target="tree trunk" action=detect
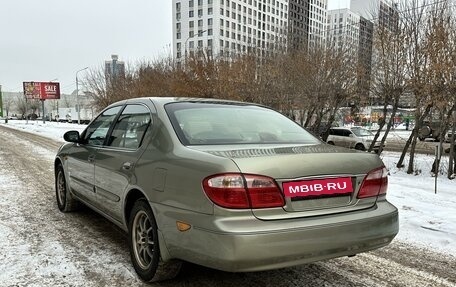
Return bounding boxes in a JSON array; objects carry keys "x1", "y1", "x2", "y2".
[
  {"x1": 448, "y1": 113, "x2": 456, "y2": 179},
  {"x1": 368, "y1": 104, "x2": 388, "y2": 152},
  {"x1": 397, "y1": 104, "x2": 432, "y2": 169},
  {"x1": 378, "y1": 97, "x2": 400, "y2": 155},
  {"x1": 407, "y1": 133, "x2": 419, "y2": 174}
]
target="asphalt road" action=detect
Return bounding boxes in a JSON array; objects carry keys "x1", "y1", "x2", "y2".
[
  {"x1": 0, "y1": 125, "x2": 455, "y2": 287},
  {"x1": 384, "y1": 138, "x2": 451, "y2": 154}
]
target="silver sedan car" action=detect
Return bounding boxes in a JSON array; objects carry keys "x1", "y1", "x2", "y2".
[{"x1": 55, "y1": 97, "x2": 398, "y2": 282}]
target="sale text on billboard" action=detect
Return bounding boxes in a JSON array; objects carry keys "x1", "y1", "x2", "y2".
[{"x1": 23, "y1": 82, "x2": 60, "y2": 100}]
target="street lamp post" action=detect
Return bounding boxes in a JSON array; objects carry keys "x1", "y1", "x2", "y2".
[
  {"x1": 76, "y1": 67, "x2": 89, "y2": 124},
  {"x1": 184, "y1": 29, "x2": 208, "y2": 60}
]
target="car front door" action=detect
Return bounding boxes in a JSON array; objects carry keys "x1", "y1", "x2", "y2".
[
  {"x1": 67, "y1": 106, "x2": 122, "y2": 206},
  {"x1": 94, "y1": 104, "x2": 153, "y2": 222}
]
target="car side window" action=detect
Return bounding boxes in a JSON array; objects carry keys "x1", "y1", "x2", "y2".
[
  {"x1": 107, "y1": 104, "x2": 152, "y2": 149},
  {"x1": 333, "y1": 129, "x2": 343, "y2": 136},
  {"x1": 84, "y1": 106, "x2": 122, "y2": 146}
]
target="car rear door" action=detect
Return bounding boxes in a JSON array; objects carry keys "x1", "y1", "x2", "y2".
[
  {"x1": 341, "y1": 129, "x2": 354, "y2": 148},
  {"x1": 332, "y1": 129, "x2": 347, "y2": 147},
  {"x1": 93, "y1": 104, "x2": 153, "y2": 222}
]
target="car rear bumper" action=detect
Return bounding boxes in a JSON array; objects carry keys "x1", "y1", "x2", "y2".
[{"x1": 156, "y1": 200, "x2": 398, "y2": 272}]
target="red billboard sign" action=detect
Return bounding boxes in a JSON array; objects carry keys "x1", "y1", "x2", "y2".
[{"x1": 23, "y1": 82, "x2": 60, "y2": 100}]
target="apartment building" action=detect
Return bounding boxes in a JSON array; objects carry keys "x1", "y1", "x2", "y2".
[
  {"x1": 288, "y1": 0, "x2": 328, "y2": 51},
  {"x1": 172, "y1": 0, "x2": 290, "y2": 60},
  {"x1": 172, "y1": 0, "x2": 329, "y2": 59}
]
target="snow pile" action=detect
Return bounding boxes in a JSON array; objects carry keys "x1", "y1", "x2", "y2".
[{"x1": 382, "y1": 152, "x2": 456, "y2": 254}]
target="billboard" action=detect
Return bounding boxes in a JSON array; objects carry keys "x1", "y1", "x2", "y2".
[{"x1": 23, "y1": 82, "x2": 60, "y2": 100}]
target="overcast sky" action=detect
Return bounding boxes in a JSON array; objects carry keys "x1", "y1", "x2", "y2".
[{"x1": 0, "y1": 0, "x2": 349, "y2": 95}]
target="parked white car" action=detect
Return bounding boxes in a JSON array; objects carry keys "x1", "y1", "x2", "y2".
[{"x1": 326, "y1": 127, "x2": 385, "y2": 152}]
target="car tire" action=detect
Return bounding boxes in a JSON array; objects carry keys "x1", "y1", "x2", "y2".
[
  {"x1": 128, "y1": 199, "x2": 182, "y2": 282},
  {"x1": 327, "y1": 141, "x2": 335, "y2": 145},
  {"x1": 55, "y1": 164, "x2": 80, "y2": 212},
  {"x1": 355, "y1": 143, "x2": 365, "y2": 151}
]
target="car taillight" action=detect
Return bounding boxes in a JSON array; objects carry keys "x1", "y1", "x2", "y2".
[
  {"x1": 357, "y1": 167, "x2": 388, "y2": 199},
  {"x1": 203, "y1": 173, "x2": 284, "y2": 209}
]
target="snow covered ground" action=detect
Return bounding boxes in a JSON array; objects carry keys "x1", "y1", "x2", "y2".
[{"x1": 1, "y1": 119, "x2": 455, "y2": 256}]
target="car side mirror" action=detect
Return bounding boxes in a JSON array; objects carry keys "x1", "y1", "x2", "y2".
[{"x1": 64, "y1": 130, "x2": 81, "y2": 143}]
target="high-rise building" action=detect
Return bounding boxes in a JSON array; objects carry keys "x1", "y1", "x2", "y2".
[
  {"x1": 288, "y1": 0, "x2": 328, "y2": 51},
  {"x1": 351, "y1": 0, "x2": 399, "y2": 31},
  {"x1": 326, "y1": 8, "x2": 373, "y2": 101},
  {"x1": 172, "y1": 0, "x2": 329, "y2": 60},
  {"x1": 350, "y1": 0, "x2": 400, "y2": 105},
  {"x1": 172, "y1": 0, "x2": 290, "y2": 60},
  {"x1": 326, "y1": 8, "x2": 361, "y2": 52},
  {"x1": 105, "y1": 55, "x2": 125, "y2": 80}
]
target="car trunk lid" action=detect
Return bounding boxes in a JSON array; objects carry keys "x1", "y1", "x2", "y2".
[{"x1": 192, "y1": 144, "x2": 383, "y2": 220}]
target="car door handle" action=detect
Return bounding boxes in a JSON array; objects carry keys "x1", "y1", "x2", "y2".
[
  {"x1": 88, "y1": 155, "x2": 95, "y2": 163},
  {"x1": 122, "y1": 162, "x2": 132, "y2": 170}
]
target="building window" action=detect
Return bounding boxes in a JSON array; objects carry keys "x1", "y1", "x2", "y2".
[
  {"x1": 176, "y1": 12, "x2": 181, "y2": 20},
  {"x1": 198, "y1": 19, "x2": 203, "y2": 27},
  {"x1": 176, "y1": 2, "x2": 181, "y2": 11},
  {"x1": 189, "y1": 21, "x2": 194, "y2": 28},
  {"x1": 198, "y1": 0, "x2": 203, "y2": 5},
  {"x1": 189, "y1": 31, "x2": 194, "y2": 37},
  {"x1": 208, "y1": 18, "x2": 213, "y2": 25},
  {"x1": 208, "y1": 28, "x2": 213, "y2": 35},
  {"x1": 208, "y1": 7, "x2": 213, "y2": 15},
  {"x1": 189, "y1": 0, "x2": 194, "y2": 7},
  {"x1": 189, "y1": 10, "x2": 194, "y2": 17},
  {"x1": 189, "y1": 41, "x2": 194, "y2": 48},
  {"x1": 176, "y1": 32, "x2": 181, "y2": 39},
  {"x1": 198, "y1": 9, "x2": 203, "y2": 17}
]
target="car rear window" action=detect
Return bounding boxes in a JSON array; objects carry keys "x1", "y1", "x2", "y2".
[
  {"x1": 165, "y1": 102, "x2": 320, "y2": 145},
  {"x1": 351, "y1": 127, "x2": 374, "y2": 137}
]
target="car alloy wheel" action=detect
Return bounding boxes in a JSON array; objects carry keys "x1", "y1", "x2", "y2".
[
  {"x1": 55, "y1": 164, "x2": 79, "y2": 212},
  {"x1": 128, "y1": 199, "x2": 182, "y2": 282},
  {"x1": 132, "y1": 210, "x2": 155, "y2": 270},
  {"x1": 56, "y1": 169, "x2": 66, "y2": 210}
]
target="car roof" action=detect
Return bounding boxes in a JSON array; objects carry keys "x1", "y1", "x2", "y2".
[
  {"x1": 330, "y1": 127, "x2": 350, "y2": 130},
  {"x1": 116, "y1": 97, "x2": 266, "y2": 109}
]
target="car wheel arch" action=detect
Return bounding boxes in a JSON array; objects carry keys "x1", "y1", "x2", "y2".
[
  {"x1": 355, "y1": 143, "x2": 366, "y2": 151},
  {"x1": 124, "y1": 189, "x2": 152, "y2": 228},
  {"x1": 54, "y1": 158, "x2": 64, "y2": 175}
]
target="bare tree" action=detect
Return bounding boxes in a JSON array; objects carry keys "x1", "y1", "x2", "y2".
[
  {"x1": 368, "y1": 9, "x2": 407, "y2": 154},
  {"x1": 396, "y1": 0, "x2": 434, "y2": 172}
]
